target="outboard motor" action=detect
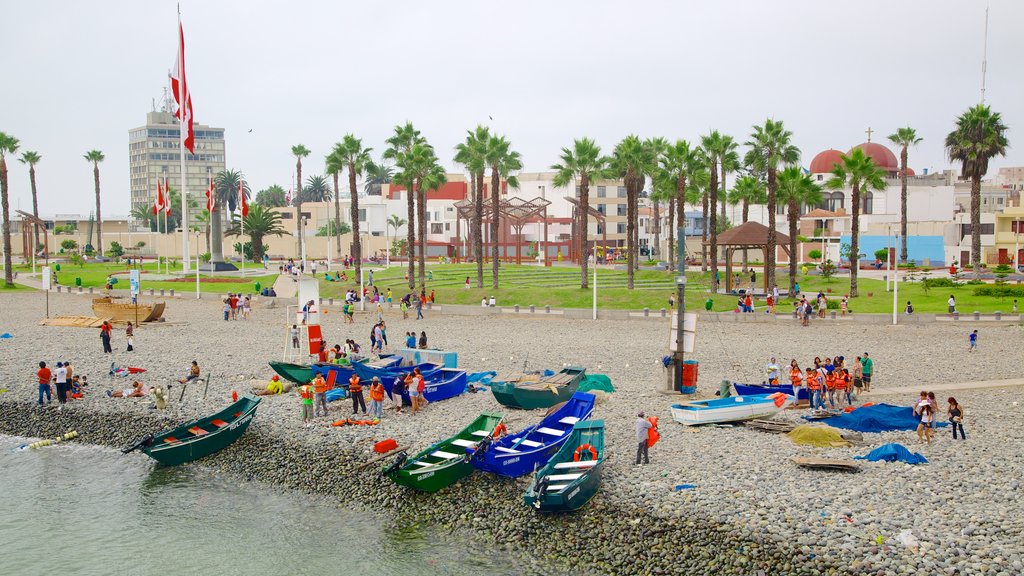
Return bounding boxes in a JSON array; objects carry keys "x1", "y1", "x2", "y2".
[
  {"x1": 382, "y1": 452, "x2": 408, "y2": 476},
  {"x1": 121, "y1": 433, "x2": 154, "y2": 454}
]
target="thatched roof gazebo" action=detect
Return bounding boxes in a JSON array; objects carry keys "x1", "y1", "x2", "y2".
[{"x1": 705, "y1": 221, "x2": 790, "y2": 294}]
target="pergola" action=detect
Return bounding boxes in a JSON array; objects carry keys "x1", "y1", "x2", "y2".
[
  {"x1": 564, "y1": 197, "x2": 607, "y2": 263},
  {"x1": 16, "y1": 210, "x2": 49, "y2": 263},
  {"x1": 453, "y1": 196, "x2": 552, "y2": 264},
  {"x1": 705, "y1": 221, "x2": 790, "y2": 294}
]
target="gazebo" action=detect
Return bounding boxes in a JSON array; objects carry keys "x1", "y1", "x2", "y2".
[{"x1": 705, "y1": 221, "x2": 790, "y2": 294}]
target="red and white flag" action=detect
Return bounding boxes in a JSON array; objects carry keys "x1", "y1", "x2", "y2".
[
  {"x1": 153, "y1": 179, "x2": 165, "y2": 214},
  {"x1": 285, "y1": 188, "x2": 293, "y2": 205},
  {"x1": 163, "y1": 177, "x2": 172, "y2": 215},
  {"x1": 239, "y1": 181, "x2": 249, "y2": 217},
  {"x1": 205, "y1": 180, "x2": 216, "y2": 212},
  {"x1": 170, "y1": 22, "x2": 195, "y2": 154}
]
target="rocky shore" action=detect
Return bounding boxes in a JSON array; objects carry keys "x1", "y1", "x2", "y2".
[{"x1": 2, "y1": 291, "x2": 1023, "y2": 575}]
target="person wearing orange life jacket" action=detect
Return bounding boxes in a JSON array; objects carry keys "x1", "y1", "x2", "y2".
[
  {"x1": 635, "y1": 412, "x2": 652, "y2": 465},
  {"x1": 825, "y1": 370, "x2": 838, "y2": 409},
  {"x1": 806, "y1": 367, "x2": 824, "y2": 411},
  {"x1": 348, "y1": 374, "x2": 367, "y2": 415},
  {"x1": 312, "y1": 373, "x2": 330, "y2": 418},
  {"x1": 298, "y1": 383, "x2": 314, "y2": 426},
  {"x1": 789, "y1": 360, "x2": 803, "y2": 405},
  {"x1": 368, "y1": 377, "x2": 385, "y2": 420},
  {"x1": 837, "y1": 369, "x2": 853, "y2": 406}
]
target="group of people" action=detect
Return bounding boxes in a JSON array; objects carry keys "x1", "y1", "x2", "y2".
[
  {"x1": 222, "y1": 293, "x2": 251, "y2": 321},
  {"x1": 295, "y1": 366, "x2": 429, "y2": 426},
  {"x1": 35, "y1": 360, "x2": 88, "y2": 407},
  {"x1": 795, "y1": 292, "x2": 849, "y2": 326},
  {"x1": 99, "y1": 320, "x2": 136, "y2": 354},
  {"x1": 769, "y1": 352, "x2": 874, "y2": 410},
  {"x1": 914, "y1": 392, "x2": 967, "y2": 444}
]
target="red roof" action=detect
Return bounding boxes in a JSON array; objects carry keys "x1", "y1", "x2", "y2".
[
  {"x1": 849, "y1": 142, "x2": 899, "y2": 172},
  {"x1": 809, "y1": 149, "x2": 844, "y2": 174},
  {"x1": 388, "y1": 181, "x2": 468, "y2": 201}
]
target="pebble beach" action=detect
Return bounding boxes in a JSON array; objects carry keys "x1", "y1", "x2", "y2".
[{"x1": 2, "y1": 290, "x2": 1023, "y2": 575}]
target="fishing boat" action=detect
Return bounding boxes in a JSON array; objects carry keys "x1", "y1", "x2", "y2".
[
  {"x1": 733, "y1": 382, "x2": 808, "y2": 401},
  {"x1": 92, "y1": 297, "x2": 166, "y2": 323},
  {"x1": 670, "y1": 393, "x2": 793, "y2": 426},
  {"x1": 268, "y1": 361, "x2": 313, "y2": 384},
  {"x1": 381, "y1": 368, "x2": 468, "y2": 404},
  {"x1": 310, "y1": 355, "x2": 402, "y2": 385},
  {"x1": 383, "y1": 412, "x2": 503, "y2": 493},
  {"x1": 523, "y1": 419, "x2": 605, "y2": 512},
  {"x1": 121, "y1": 396, "x2": 261, "y2": 466},
  {"x1": 352, "y1": 360, "x2": 444, "y2": 382},
  {"x1": 469, "y1": 392, "x2": 595, "y2": 478},
  {"x1": 490, "y1": 366, "x2": 585, "y2": 410}
]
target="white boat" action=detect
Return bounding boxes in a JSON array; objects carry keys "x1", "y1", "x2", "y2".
[{"x1": 670, "y1": 393, "x2": 793, "y2": 426}]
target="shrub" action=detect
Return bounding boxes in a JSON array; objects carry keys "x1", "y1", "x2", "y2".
[
  {"x1": 808, "y1": 249, "x2": 822, "y2": 260},
  {"x1": 973, "y1": 285, "x2": 1024, "y2": 297},
  {"x1": 826, "y1": 299, "x2": 840, "y2": 310},
  {"x1": 874, "y1": 249, "x2": 889, "y2": 262},
  {"x1": 200, "y1": 252, "x2": 212, "y2": 263},
  {"x1": 819, "y1": 259, "x2": 836, "y2": 282},
  {"x1": 106, "y1": 241, "x2": 124, "y2": 258},
  {"x1": 923, "y1": 277, "x2": 958, "y2": 288},
  {"x1": 135, "y1": 241, "x2": 146, "y2": 248},
  {"x1": 60, "y1": 239, "x2": 78, "y2": 251},
  {"x1": 965, "y1": 279, "x2": 985, "y2": 285}
]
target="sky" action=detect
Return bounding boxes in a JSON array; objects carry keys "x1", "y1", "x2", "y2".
[{"x1": 2, "y1": 0, "x2": 1022, "y2": 217}]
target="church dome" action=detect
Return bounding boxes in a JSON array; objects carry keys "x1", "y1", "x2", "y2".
[
  {"x1": 809, "y1": 149, "x2": 844, "y2": 174},
  {"x1": 849, "y1": 142, "x2": 899, "y2": 173}
]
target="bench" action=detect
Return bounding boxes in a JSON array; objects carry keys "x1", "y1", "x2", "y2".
[
  {"x1": 450, "y1": 438, "x2": 477, "y2": 448},
  {"x1": 554, "y1": 460, "x2": 598, "y2": 469},
  {"x1": 430, "y1": 450, "x2": 460, "y2": 459},
  {"x1": 558, "y1": 416, "x2": 580, "y2": 426},
  {"x1": 411, "y1": 460, "x2": 434, "y2": 467},
  {"x1": 516, "y1": 439, "x2": 543, "y2": 448},
  {"x1": 494, "y1": 446, "x2": 521, "y2": 454},
  {"x1": 188, "y1": 426, "x2": 208, "y2": 436},
  {"x1": 470, "y1": 430, "x2": 491, "y2": 437},
  {"x1": 545, "y1": 484, "x2": 570, "y2": 492},
  {"x1": 535, "y1": 427, "x2": 564, "y2": 437},
  {"x1": 546, "y1": 473, "x2": 582, "y2": 482},
  {"x1": 211, "y1": 419, "x2": 228, "y2": 428}
]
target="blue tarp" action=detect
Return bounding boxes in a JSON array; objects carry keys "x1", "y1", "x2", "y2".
[
  {"x1": 467, "y1": 371, "x2": 497, "y2": 384},
  {"x1": 855, "y1": 443, "x2": 928, "y2": 465},
  {"x1": 325, "y1": 388, "x2": 347, "y2": 402},
  {"x1": 811, "y1": 403, "x2": 948, "y2": 433}
]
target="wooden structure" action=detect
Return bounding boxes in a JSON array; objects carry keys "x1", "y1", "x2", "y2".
[
  {"x1": 564, "y1": 197, "x2": 607, "y2": 263},
  {"x1": 705, "y1": 222, "x2": 790, "y2": 294},
  {"x1": 16, "y1": 210, "x2": 49, "y2": 262},
  {"x1": 791, "y1": 457, "x2": 860, "y2": 472},
  {"x1": 91, "y1": 297, "x2": 166, "y2": 323}
]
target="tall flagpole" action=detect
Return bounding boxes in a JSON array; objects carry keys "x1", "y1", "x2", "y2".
[
  {"x1": 178, "y1": 9, "x2": 190, "y2": 272},
  {"x1": 240, "y1": 182, "x2": 245, "y2": 279}
]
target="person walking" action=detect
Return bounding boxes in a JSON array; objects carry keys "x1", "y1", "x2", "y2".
[
  {"x1": 298, "y1": 382, "x2": 314, "y2": 426},
  {"x1": 789, "y1": 360, "x2": 803, "y2": 404},
  {"x1": 368, "y1": 377, "x2": 385, "y2": 420},
  {"x1": 418, "y1": 331, "x2": 427, "y2": 349},
  {"x1": 125, "y1": 322, "x2": 134, "y2": 352},
  {"x1": 348, "y1": 374, "x2": 367, "y2": 415},
  {"x1": 312, "y1": 373, "x2": 330, "y2": 418},
  {"x1": 635, "y1": 412, "x2": 652, "y2": 465},
  {"x1": 916, "y1": 402, "x2": 935, "y2": 444},
  {"x1": 968, "y1": 330, "x2": 978, "y2": 352},
  {"x1": 947, "y1": 397, "x2": 966, "y2": 440},
  {"x1": 36, "y1": 361, "x2": 52, "y2": 405},
  {"x1": 947, "y1": 294, "x2": 957, "y2": 314},
  {"x1": 99, "y1": 321, "x2": 113, "y2": 354},
  {"x1": 415, "y1": 294, "x2": 424, "y2": 320}
]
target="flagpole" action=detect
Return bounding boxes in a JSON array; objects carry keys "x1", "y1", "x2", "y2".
[
  {"x1": 177, "y1": 12, "x2": 190, "y2": 273},
  {"x1": 240, "y1": 183, "x2": 246, "y2": 280}
]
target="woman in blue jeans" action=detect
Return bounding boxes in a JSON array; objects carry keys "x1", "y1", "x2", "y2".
[{"x1": 947, "y1": 397, "x2": 966, "y2": 440}]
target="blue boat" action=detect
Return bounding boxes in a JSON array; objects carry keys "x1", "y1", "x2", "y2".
[
  {"x1": 311, "y1": 356, "x2": 402, "y2": 387},
  {"x1": 468, "y1": 392, "x2": 596, "y2": 478},
  {"x1": 733, "y1": 382, "x2": 808, "y2": 401},
  {"x1": 352, "y1": 360, "x2": 444, "y2": 382},
  {"x1": 380, "y1": 368, "x2": 468, "y2": 404}
]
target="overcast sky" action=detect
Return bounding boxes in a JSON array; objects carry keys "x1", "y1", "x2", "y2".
[{"x1": 2, "y1": 0, "x2": 1021, "y2": 217}]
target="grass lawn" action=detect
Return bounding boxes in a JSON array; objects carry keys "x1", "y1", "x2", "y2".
[
  {"x1": 1, "y1": 282, "x2": 36, "y2": 292},
  {"x1": 10, "y1": 262, "x2": 277, "y2": 296}
]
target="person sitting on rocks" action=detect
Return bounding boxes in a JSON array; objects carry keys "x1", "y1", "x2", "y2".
[
  {"x1": 254, "y1": 375, "x2": 285, "y2": 396},
  {"x1": 178, "y1": 361, "x2": 200, "y2": 384},
  {"x1": 107, "y1": 381, "x2": 149, "y2": 398}
]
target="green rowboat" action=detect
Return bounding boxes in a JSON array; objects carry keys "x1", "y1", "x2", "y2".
[
  {"x1": 122, "y1": 396, "x2": 261, "y2": 466},
  {"x1": 384, "y1": 412, "x2": 503, "y2": 493},
  {"x1": 268, "y1": 361, "x2": 313, "y2": 384},
  {"x1": 491, "y1": 366, "x2": 586, "y2": 410},
  {"x1": 523, "y1": 419, "x2": 605, "y2": 512}
]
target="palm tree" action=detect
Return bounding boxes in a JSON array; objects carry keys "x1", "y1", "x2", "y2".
[
  {"x1": 945, "y1": 105, "x2": 1009, "y2": 275},
  {"x1": 552, "y1": 138, "x2": 605, "y2": 288},
  {"x1": 454, "y1": 126, "x2": 490, "y2": 288},
  {"x1": 660, "y1": 140, "x2": 708, "y2": 271},
  {"x1": 291, "y1": 144, "x2": 311, "y2": 262},
  {"x1": 254, "y1": 184, "x2": 287, "y2": 207},
  {"x1": 728, "y1": 175, "x2": 767, "y2": 270},
  {"x1": 650, "y1": 173, "x2": 677, "y2": 266},
  {"x1": 744, "y1": 120, "x2": 800, "y2": 294},
  {"x1": 384, "y1": 123, "x2": 424, "y2": 289},
  {"x1": 18, "y1": 151, "x2": 41, "y2": 251},
  {"x1": 718, "y1": 135, "x2": 739, "y2": 222},
  {"x1": 0, "y1": 132, "x2": 20, "y2": 287},
  {"x1": 606, "y1": 136, "x2": 654, "y2": 289},
  {"x1": 888, "y1": 126, "x2": 922, "y2": 262},
  {"x1": 363, "y1": 159, "x2": 393, "y2": 196},
  {"x1": 386, "y1": 214, "x2": 407, "y2": 260},
  {"x1": 777, "y1": 167, "x2": 823, "y2": 294},
  {"x1": 194, "y1": 210, "x2": 212, "y2": 254},
  {"x1": 224, "y1": 204, "x2": 289, "y2": 263},
  {"x1": 827, "y1": 149, "x2": 887, "y2": 296},
  {"x1": 645, "y1": 137, "x2": 668, "y2": 264},
  {"x1": 210, "y1": 169, "x2": 250, "y2": 263},
  {"x1": 325, "y1": 148, "x2": 345, "y2": 258},
  {"x1": 331, "y1": 135, "x2": 372, "y2": 281},
  {"x1": 701, "y1": 131, "x2": 726, "y2": 289},
  {"x1": 419, "y1": 160, "x2": 448, "y2": 285},
  {"x1": 485, "y1": 135, "x2": 522, "y2": 289},
  {"x1": 83, "y1": 150, "x2": 105, "y2": 254},
  {"x1": 301, "y1": 175, "x2": 332, "y2": 204}
]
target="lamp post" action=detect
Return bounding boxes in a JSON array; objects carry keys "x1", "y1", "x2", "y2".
[
  {"x1": 892, "y1": 233, "x2": 899, "y2": 326},
  {"x1": 886, "y1": 226, "x2": 891, "y2": 292},
  {"x1": 300, "y1": 216, "x2": 308, "y2": 274},
  {"x1": 194, "y1": 229, "x2": 201, "y2": 299}
]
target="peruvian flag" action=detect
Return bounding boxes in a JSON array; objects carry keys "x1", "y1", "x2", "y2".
[
  {"x1": 239, "y1": 180, "x2": 249, "y2": 217},
  {"x1": 163, "y1": 177, "x2": 172, "y2": 215},
  {"x1": 285, "y1": 188, "x2": 293, "y2": 206},
  {"x1": 205, "y1": 180, "x2": 216, "y2": 212},
  {"x1": 170, "y1": 22, "x2": 195, "y2": 154},
  {"x1": 153, "y1": 179, "x2": 165, "y2": 215}
]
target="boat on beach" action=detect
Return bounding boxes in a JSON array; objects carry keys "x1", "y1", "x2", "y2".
[
  {"x1": 122, "y1": 396, "x2": 261, "y2": 466},
  {"x1": 469, "y1": 392, "x2": 596, "y2": 478},
  {"x1": 523, "y1": 419, "x2": 605, "y2": 512},
  {"x1": 92, "y1": 297, "x2": 166, "y2": 323},
  {"x1": 381, "y1": 368, "x2": 468, "y2": 404},
  {"x1": 490, "y1": 366, "x2": 586, "y2": 410},
  {"x1": 383, "y1": 412, "x2": 503, "y2": 493},
  {"x1": 351, "y1": 360, "x2": 445, "y2": 382},
  {"x1": 733, "y1": 382, "x2": 808, "y2": 401},
  {"x1": 670, "y1": 393, "x2": 793, "y2": 426},
  {"x1": 268, "y1": 361, "x2": 314, "y2": 384}
]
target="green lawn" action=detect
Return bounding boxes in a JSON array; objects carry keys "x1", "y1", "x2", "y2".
[{"x1": 10, "y1": 261, "x2": 277, "y2": 296}]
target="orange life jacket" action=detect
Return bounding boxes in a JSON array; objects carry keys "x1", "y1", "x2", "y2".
[
  {"x1": 790, "y1": 368, "x2": 802, "y2": 386},
  {"x1": 646, "y1": 416, "x2": 660, "y2": 448},
  {"x1": 807, "y1": 374, "x2": 821, "y2": 390},
  {"x1": 348, "y1": 375, "x2": 362, "y2": 393},
  {"x1": 312, "y1": 376, "x2": 329, "y2": 394},
  {"x1": 299, "y1": 384, "x2": 312, "y2": 400},
  {"x1": 369, "y1": 383, "x2": 384, "y2": 402}
]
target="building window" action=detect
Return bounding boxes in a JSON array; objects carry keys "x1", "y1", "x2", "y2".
[
  {"x1": 597, "y1": 186, "x2": 606, "y2": 198},
  {"x1": 861, "y1": 192, "x2": 873, "y2": 215},
  {"x1": 358, "y1": 209, "x2": 366, "y2": 222},
  {"x1": 617, "y1": 205, "x2": 627, "y2": 216},
  {"x1": 596, "y1": 224, "x2": 604, "y2": 235},
  {"x1": 617, "y1": 186, "x2": 626, "y2": 198},
  {"x1": 575, "y1": 186, "x2": 581, "y2": 198},
  {"x1": 430, "y1": 223, "x2": 443, "y2": 234},
  {"x1": 777, "y1": 203, "x2": 786, "y2": 215},
  {"x1": 617, "y1": 223, "x2": 626, "y2": 234},
  {"x1": 597, "y1": 205, "x2": 606, "y2": 215},
  {"x1": 444, "y1": 223, "x2": 450, "y2": 231},
  {"x1": 280, "y1": 212, "x2": 293, "y2": 219}
]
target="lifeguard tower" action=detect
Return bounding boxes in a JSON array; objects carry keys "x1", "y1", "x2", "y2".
[{"x1": 283, "y1": 276, "x2": 323, "y2": 362}]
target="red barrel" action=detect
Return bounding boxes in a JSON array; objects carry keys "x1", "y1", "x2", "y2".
[{"x1": 681, "y1": 360, "x2": 699, "y2": 393}]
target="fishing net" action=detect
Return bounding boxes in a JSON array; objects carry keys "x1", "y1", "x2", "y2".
[
  {"x1": 787, "y1": 424, "x2": 850, "y2": 447},
  {"x1": 578, "y1": 374, "x2": 615, "y2": 393}
]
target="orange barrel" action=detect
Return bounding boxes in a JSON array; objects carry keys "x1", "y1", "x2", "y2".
[{"x1": 680, "y1": 360, "x2": 699, "y2": 394}]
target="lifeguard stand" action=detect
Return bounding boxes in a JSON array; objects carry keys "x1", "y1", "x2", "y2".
[{"x1": 283, "y1": 277, "x2": 322, "y2": 362}]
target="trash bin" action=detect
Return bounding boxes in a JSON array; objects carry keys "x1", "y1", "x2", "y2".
[
  {"x1": 680, "y1": 360, "x2": 699, "y2": 394},
  {"x1": 704, "y1": 298, "x2": 713, "y2": 311}
]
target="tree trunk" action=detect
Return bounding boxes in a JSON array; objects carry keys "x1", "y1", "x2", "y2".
[
  {"x1": 742, "y1": 200, "x2": 750, "y2": 270},
  {"x1": 766, "y1": 168, "x2": 778, "y2": 295},
  {"x1": 295, "y1": 159, "x2": 303, "y2": 264},
  {"x1": 211, "y1": 200, "x2": 224, "y2": 263},
  {"x1": 580, "y1": 174, "x2": 590, "y2": 288},
  {"x1": 850, "y1": 182, "x2": 861, "y2": 297},
  {"x1": 251, "y1": 233, "x2": 264, "y2": 262},
  {"x1": 349, "y1": 163, "x2": 361, "y2": 283},
  {"x1": 900, "y1": 146, "x2": 908, "y2": 263},
  {"x1": 29, "y1": 165, "x2": 39, "y2": 251},
  {"x1": 668, "y1": 196, "x2": 676, "y2": 270},
  {"x1": 720, "y1": 163, "x2": 728, "y2": 222},
  {"x1": 788, "y1": 199, "x2": 799, "y2": 296},
  {"x1": 652, "y1": 199, "x2": 660, "y2": 262},
  {"x1": 676, "y1": 174, "x2": 687, "y2": 268},
  {"x1": 700, "y1": 190, "x2": 708, "y2": 272},
  {"x1": 626, "y1": 170, "x2": 636, "y2": 289},
  {"x1": 1, "y1": 158, "x2": 12, "y2": 287},
  {"x1": 709, "y1": 160, "x2": 719, "y2": 291},
  {"x1": 971, "y1": 175, "x2": 981, "y2": 278},
  {"x1": 333, "y1": 171, "x2": 342, "y2": 260},
  {"x1": 417, "y1": 178, "x2": 427, "y2": 288},
  {"x1": 406, "y1": 179, "x2": 416, "y2": 290},
  {"x1": 93, "y1": 164, "x2": 103, "y2": 254},
  {"x1": 475, "y1": 172, "x2": 484, "y2": 288},
  {"x1": 490, "y1": 167, "x2": 500, "y2": 289}
]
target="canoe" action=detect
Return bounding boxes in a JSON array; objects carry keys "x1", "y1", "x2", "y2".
[
  {"x1": 92, "y1": 297, "x2": 166, "y2": 323},
  {"x1": 523, "y1": 419, "x2": 605, "y2": 512},
  {"x1": 122, "y1": 396, "x2": 261, "y2": 466},
  {"x1": 734, "y1": 382, "x2": 808, "y2": 401},
  {"x1": 310, "y1": 355, "x2": 402, "y2": 387},
  {"x1": 383, "y1": 412, "x2": 503, "y2": 493},
  {"x1": 491, "y1": 366, "x2": 585, "y2": 410},
  {"x1": 469, "y1": 392, "x2": 596, "y2": 478},
  {"x1": 670, "y1": 393, "x2": 793, "y2": 426},
  {"x1": 269, "y1": 361, "x2": 313, "y2": 384},
  {"x1": 380, "y1": 368, "x2": 468, "y2": 405},
  {"x1": 352, "y1": 360, "x2": 444, "y2": 382}
]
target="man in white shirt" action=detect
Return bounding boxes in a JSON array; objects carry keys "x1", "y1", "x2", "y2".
[
  {"x1": 947, "y1": 295, "x2": 956, "y2": 314},
  {"x1": 54, "y1": 361, "x2": 69, "y2": 406}
]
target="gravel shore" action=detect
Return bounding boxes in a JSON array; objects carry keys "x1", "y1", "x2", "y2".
[{"x1": 2, "y1": 291, "x2": 1023, "y2": 575}]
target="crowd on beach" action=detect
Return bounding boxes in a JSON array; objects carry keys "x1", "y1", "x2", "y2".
[
  {"x1": 34, "y1": 360, "x2": 88, "y2": 408},
  {"x1": 765, "y1": 353, "x2": 875, "y2": 410},
  {"x1": 221, "y1": 293, "x2": 251, "y2": 321}
]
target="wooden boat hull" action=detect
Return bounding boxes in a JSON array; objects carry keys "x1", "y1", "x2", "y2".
[
  {"x1": 92, "y1": 298, "x2": 165, "y2": 323},
  {"x1": 524, "y1": 419, "x2": 605, "y2": 513},
  {"x1": 471, "y1": 391, "x2": 596, "y2": 478},
  {"x1": 670, "y1": 394, "x2": 793, "y2": 426},
  {"x1": 490, "y1": 367, "x2": 585, "y2": 410},
  {"x1": 381, "y1": 369, "x2": 468, "y2": 405},
  {"x1": 734, "y1": 382, "x2": 808, "y2": 401},
  {"x1": 386, "y1": 412, "x2": 502, "y2": 493},
  {"x1": 269, "y1": 361, "x2": 313, "y2": 384},
  {"x1": 140, "y1": 396, "x2": 261, "y2": 466}
]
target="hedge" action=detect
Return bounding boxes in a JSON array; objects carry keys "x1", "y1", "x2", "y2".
[{"x1": 972, "y1": 285, "x2": 1024, "y2": 297}]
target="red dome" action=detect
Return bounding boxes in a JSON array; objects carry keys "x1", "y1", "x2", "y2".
[
  {"x1": 849, "y1": 142, "x2": 899, "y2": 172},
  {"x1": 809, "y1": 149, "x2": 844, "y2": 174},
  {"x1": 903, "y1": 167, "x2": 915, "y2": 176}
]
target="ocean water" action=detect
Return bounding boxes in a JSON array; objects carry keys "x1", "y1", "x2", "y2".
[{"x1": 0, "y1": 435, "x2": 520, "y2": 576}]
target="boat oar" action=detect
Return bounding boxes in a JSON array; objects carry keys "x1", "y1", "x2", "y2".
[{"x1": 353, "y1": 446, "x2": 409, "y2": 472}]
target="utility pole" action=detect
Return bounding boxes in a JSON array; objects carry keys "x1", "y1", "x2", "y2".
[{"x1": 673, "y1": 227, "x2": 687, "y2": 391}]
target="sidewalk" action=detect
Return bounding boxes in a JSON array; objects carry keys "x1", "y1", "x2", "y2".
[{"x1": 867, "y1": 377, "x2": 1024, "y2": 397}]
